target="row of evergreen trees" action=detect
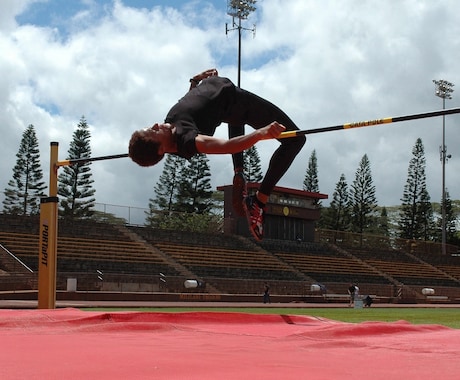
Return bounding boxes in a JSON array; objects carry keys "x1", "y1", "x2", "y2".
[
  {"x1": 3, "y1": 118, "x2": 95, "y2": 219},
  {"x1": 2, "y1": 120, "x2": 458, "y2": 244},
  {"x1": 144, "y1": 146, "x2": 263, "y2": 230},
  {"x1": 304, "y1": 142, "x2": 458, "y2": 244}
]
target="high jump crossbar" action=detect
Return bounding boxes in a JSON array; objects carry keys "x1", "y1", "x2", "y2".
[
  {"x1": 56, "y1": 153, "x2": 129, "y2": 167},
  {"x1": 278, "y1": 107, "x2": 460, "y2": 139}
]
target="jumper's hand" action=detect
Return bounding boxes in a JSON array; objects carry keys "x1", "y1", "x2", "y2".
[
  {"x1": 259, "y1": 122, "x2": 287, "y2": 140},
  {"x1": 189, "y1": 68, "x2": 218, "y2": 90},
  {"x1": 192, "y1": 68, "x2": 218, "y2": 82}
]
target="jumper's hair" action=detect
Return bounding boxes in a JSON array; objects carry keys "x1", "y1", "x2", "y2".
[{"x1": 128, "y1": 130, "x2": 164, "y2": 167}]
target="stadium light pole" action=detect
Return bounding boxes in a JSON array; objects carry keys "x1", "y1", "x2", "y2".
[
  {"x1": 225, "y1": 0, "x2": 256, "y2": 195},
  {"x1": 432, "y1": 79, "x2": 454, "y2": 255},
  {"x1": 225, "y1": 0, "x2": 256, "y2": 87}
]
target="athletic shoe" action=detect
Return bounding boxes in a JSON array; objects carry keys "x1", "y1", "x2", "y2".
[
  {"x1": 243, "y1": 195, "x2": 265, "y2": 241},
  {"x1": 232, "y1": 171, "x2": 247, "y2": 217}
]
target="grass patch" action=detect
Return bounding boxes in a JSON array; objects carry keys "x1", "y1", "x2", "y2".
[{"x1": 81, "y1": 307, "x2": 460, "y2": 329}]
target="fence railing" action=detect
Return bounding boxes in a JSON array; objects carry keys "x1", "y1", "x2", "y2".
[
  {"x1": 94, "y1": 203, "x2": 148, "y2": 225},
  {"x1": 315, "y1": 229, "x2": 459, "y2": 255},
  {"x1": 0, "y1": 243, "x2": 34, "y2": 272}
]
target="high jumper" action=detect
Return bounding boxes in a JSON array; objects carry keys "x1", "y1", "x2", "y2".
[{"x1": 129, "y1": 68, "x2": 306, "y2": 241}]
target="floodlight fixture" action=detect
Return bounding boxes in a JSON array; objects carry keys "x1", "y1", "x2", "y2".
[
  {"x1": 433, "y1": 79, "x2": 454, "y2": 100},
  {"x1": 227, "y1": 0, "x2": 257, "y2": 20},
  {"x1": 225, "y1": 0, "x2": 256, "y2": 87}
]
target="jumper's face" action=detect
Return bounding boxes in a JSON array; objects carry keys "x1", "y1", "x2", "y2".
[{"x1": 141, "y1": 123, "x2": 173, "y2": 151}]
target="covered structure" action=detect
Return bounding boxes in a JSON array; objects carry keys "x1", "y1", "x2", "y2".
[{"x1": 217, "y1": 183, "x2": 328, "y2": 241}]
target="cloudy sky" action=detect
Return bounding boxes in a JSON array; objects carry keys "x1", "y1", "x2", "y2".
[{"x1": 1, "y1": 0, "x2": 459, "y2": 221}]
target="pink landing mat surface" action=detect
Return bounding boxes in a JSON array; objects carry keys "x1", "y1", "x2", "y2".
[{"x1": 0, "y1": 308, "x2": 459, "y2": 379}]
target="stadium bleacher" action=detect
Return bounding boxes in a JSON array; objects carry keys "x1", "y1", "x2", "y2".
[{"x1": 1, "y1": 214, "x2": 459, "y2": 301}]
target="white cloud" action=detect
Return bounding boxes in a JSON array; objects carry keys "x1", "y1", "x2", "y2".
[{"x1": 0, "y1": 0, "x2": 31, "y2": 31}]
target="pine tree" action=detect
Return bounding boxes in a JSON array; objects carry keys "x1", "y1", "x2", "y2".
[
  {"x1": 349, "y1": 154, "x2": 377, "y2": 233},
  {"x1": 377, "y1": 207, "x2": 390, "y2": 236},
  {"x1": 436, "y1": 189, "x2": 458, "y2": 244},
  {"x1": 176, "y1": 154, "x2": 213, "y2": 214},
  {"x1": 3, "y1": 124, "x2": 46, "y2": 215},
  {"x1": 303, "y1": 150, "x2": 319, "y2": 192},
  {"x1": 243, "y1": 146, "x2": 263, "y2": 183},
  {"x1": 323, "y1": 173, "x2": 350, "y2": 231},
  {"x1": 147, "y1": 153, "x2": 214, "y2": 226},
  {"x1": 146, "y1": 154, "x2": 186, "y2": 226},
  {"x1": 149, "y1": 154, "x2": 186, "y2": 212},
  {"x1": 399, "y1": 138, "x2": 432, "y2": 240},
  {"x1": 418, "y1": 188, "x2": 435, "y2": 241},
  {"x1": 58, "y1": 116, "x2": 95, "y2": 219},
  {"x1": 303, "y1": 150, "x2": 321, "y2": 206}
]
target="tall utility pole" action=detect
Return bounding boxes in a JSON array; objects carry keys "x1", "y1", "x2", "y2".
[
  {"x1": 226, "y1": 0, "x2": 256, "y2": 87},
  {"x1": 225, "y1": 0, "x2": 257, "y2": 191},
  {"x1": 432, "y1": 79, "x2": 454, "y2": 255}
]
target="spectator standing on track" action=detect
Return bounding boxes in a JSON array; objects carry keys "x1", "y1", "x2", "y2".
[
  {"x1": 348, "y1": 283, "x2": 357, "y2": 307},
  {"x1": 263, "y1": 283, "x2": 271, "y2": 304}
]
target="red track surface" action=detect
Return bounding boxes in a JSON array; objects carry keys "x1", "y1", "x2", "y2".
[{"x1": 1, "y1": 308, "x2": 459, "y2": 379}]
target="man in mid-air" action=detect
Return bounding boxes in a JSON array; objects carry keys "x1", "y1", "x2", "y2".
[{"x1": 129, "y1": 69, "x2": 305, "y2": 240}]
